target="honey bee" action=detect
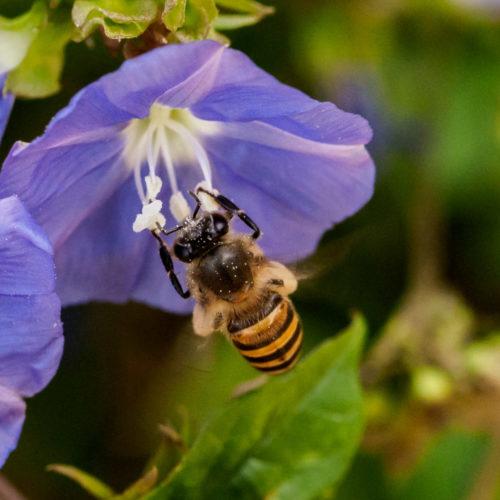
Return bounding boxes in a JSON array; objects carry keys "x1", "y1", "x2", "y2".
[{"x1": 151, "y1": 187, "x2": 302, "y2": 375}]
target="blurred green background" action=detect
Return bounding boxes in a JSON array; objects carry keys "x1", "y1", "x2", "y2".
[{"x1": 1, "y1": 0, "x2": 500, "y2": 498}]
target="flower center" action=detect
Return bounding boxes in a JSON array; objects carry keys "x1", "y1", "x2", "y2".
[{"x1": 123, "y1": 104, "x2": 219, "y2": 233}]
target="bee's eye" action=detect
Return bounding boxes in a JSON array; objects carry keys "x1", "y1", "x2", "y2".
[
  {"x1": 174, "y1": 243, "x2": 193, "y2": 262},
  {"x1": 212, "y1": 213, "x2": 228, "y2": 236}
]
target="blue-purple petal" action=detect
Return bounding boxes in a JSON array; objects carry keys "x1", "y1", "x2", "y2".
[
  {"x1": 0, "y1": 134, "x2": 127, "y2": 248},
  {"x1": 0, "y1": 293, "x2": 63, "y2": 398},
  {"x1": 161, "y1": 43, "x2": 318, "y2": 120},
  {"x1": 259, "y1": 102, "x2": 373, "y2": 146},
  {"x1": 0, "y1": 74, "x2": 15, "y2": 144},
  {"x1": 6, "y1": 40, "x2": 316, "y2": 147},
  {"x1": 0, "y1": 196, "x2": 55, "y2": 295},
  {"x1": 0, "y1": 386, "x2": 25, "y2": 469},
  {"x1": 0, "y1": 196, "x2": 63, "y2": 398}
]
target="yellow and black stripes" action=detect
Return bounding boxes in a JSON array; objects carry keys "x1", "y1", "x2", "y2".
[{"x1": 229, "y1": 293, "x2": 302, "y2": 375}]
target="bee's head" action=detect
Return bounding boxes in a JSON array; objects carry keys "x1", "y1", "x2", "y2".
[{"x1": 173, "y1": 212, "x2": 229, "y2": 262}]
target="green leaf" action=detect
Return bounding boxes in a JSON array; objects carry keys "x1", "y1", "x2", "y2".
[
  {"x1": 115, "y1": 468, "x2": 158, "y2": 500},
  {"x1": 48, "y1": 464, "x2": 159, "y2": 500},
  {"x1": 213, "y1": 0, "x2": 273, "y2": 30},
  {"x1": 166, "y1": 0, "x2": 218, "y2": 41},
  {"x1": 395, "y1": 430, "x2": 490, "y2": 500},
  {"x1": 162, "y1": 0, "x2": 187, "y2": 32},
  {"x1": 215, "y1": 0, "x2": 273, "y2": 16},
  {"x1": 214, "y1": 13, "x2": 268, "y2": 30},
  {"x1": 0, "y1": 1, "x2": 46, "y2": 74},
  {"x1": 72, "y1": 0, "x2": 162, "y2": 39},
  {"x1": 5, "y1": 19, "x2": 76, "y2": 98},
  {"x1": 47, "y1": 464, "x2": 115, "y2": 499},
  {"x1": 144, "y1": 315, "x2": 366, "y2": 500},
  {"x1": 334, "y1": 452, "x2": 392, "y2": 500},
  {"x1": 495, "y1": 473, "x2": 500, "y2": 500}
]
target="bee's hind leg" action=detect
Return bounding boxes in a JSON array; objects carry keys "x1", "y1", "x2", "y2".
[{"x1": 196, "y1": 187, "x2": 261, "y2": 239}]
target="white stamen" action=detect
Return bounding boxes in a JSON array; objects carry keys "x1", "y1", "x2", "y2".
[
  {"x1": 133, "y1": 200, "x2": 166, "y2": 233},
  {"x1": 131, "y1": 127, "x2": 152, "y2": 204},
  {"x1": 146, "y1": 123, "x2": 160, "y2": 179},
  {"x1": 164, "y1": 118, "x2": 213, "y2": 189},
  {"x1": 158, "y1": 125, "x2": 179, "y2": 194},
  {"x1": 170, "y1": 191, "x2": 191, "y2": 222},
  {"x1": 133, "y1": 159, "x2": 146, "y2": 204},
  {"x1": 145, "y1": 175, "x2": 162, "y2": 201}
]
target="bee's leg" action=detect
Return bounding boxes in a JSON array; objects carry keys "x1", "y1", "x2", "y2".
[
  {"x1": 196, "y1": 187, "x2": 261, "y2": 239},
  {"x1": 152, "y1": 231, "x2": 190, "y2": 299},
  {"x1": 188, "y1": 190, "x2": 202, "y2": 218},
  {"x1": 158, "y1": 223, "x2": 184, "y2": 237}
]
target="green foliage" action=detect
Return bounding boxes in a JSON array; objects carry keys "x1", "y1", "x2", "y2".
[
  {"x1": 0, "y1": 0, "x2": 274, "y2": 100},
  {"x1": 214, "y1": 0, "x2": 274, "y2": 31},
  {"x1": 6, "y1": 19, "x2": 76, "y2": 98},
  {"x1": 166, "y1": 0, "x2": 218, "y2": 42},
  {"x1": 48, "y1": 464, "x2": 159, "y2": 499},
  {"x1": 47, "y1": 464, "x2": 116, "y2": 498},
  {"x1": 292, "y1": 3, "x2": 500, "y2": 208},
  {"x1": 0, "y1": 0, "x2": 45, "y2": 74},
  {"x1": 162, "y1": 0, "x2": 186, "y2": 32},
  {"x1": 144, "y1": 315, "x2": 366, "y2": 500},
  {"x1": 72, "y1": 0, "x2": 273, "y2": 43},
  {"x1": 0, "y1": 1, "x2": 77, "y2": 98},
  {"x1": 335, "y1": 430, "x2": 490, "y2": 500},
  {"x1": 116, "y1": 468, "x2": 159, "y2": 500},
  {"x1": 395, "y1": 430, "x2": 490, "y2": 500},
  {"x1": 334, "y1": 453, "x2": 392, "y2": 500},
  {"x1": 72, "y1": 0, "x2": 162, "y2": 39}
]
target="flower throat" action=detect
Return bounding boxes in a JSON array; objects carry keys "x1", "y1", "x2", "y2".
[{"x1": 123, "y1": 104, "x2": 219, "y2": 233}]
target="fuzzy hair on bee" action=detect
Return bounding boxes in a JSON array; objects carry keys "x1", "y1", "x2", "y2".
[{"x1": 151, "y1": 186, "x2": 302, "y2": 375}]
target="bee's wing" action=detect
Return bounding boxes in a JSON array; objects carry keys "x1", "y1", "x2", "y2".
[
  {"x1": 259, "y1": 260, "x2": 298, "y2": 295},
  {"x1": 192, "y1": 302, "x2": 225, "y2": 337},
  {"x1": 288, "y1": 231, "x2": 361, "y2": 282}
]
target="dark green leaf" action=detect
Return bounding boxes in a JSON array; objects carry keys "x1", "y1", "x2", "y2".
[
  {"x1": 395, "y1": 430, "x2": 490, "y2": 500},
  {"x1": 144, "y1": 315, "x2": 366, "y2": 500},
  {"x1": 335, "y1": 452, "x2": 393, "y2": 500}
]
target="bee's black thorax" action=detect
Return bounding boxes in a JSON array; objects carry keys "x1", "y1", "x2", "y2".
[{"x1": 191, "y1": 239, "x2": 255, "y2": 301}]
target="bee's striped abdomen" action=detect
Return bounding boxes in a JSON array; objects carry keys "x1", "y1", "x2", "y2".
[{"x1": 228, "y1": 293, "x2": 302, "y2": 375}]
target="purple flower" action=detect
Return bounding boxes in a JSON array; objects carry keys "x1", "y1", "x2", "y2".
[
  {"x1": 0, "y1": 196, "x2": 63, "y2": 468},
  {"x1": 0, "y1": 40, "x2": 375, "y2": 313},
  {"x1": 0, "y1": 74, "x2": 15, "y2": 143}
]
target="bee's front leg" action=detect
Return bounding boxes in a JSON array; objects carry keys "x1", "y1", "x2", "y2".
[{"x1": 196, "y1": 187, "x2": 261, "y2": 239}]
